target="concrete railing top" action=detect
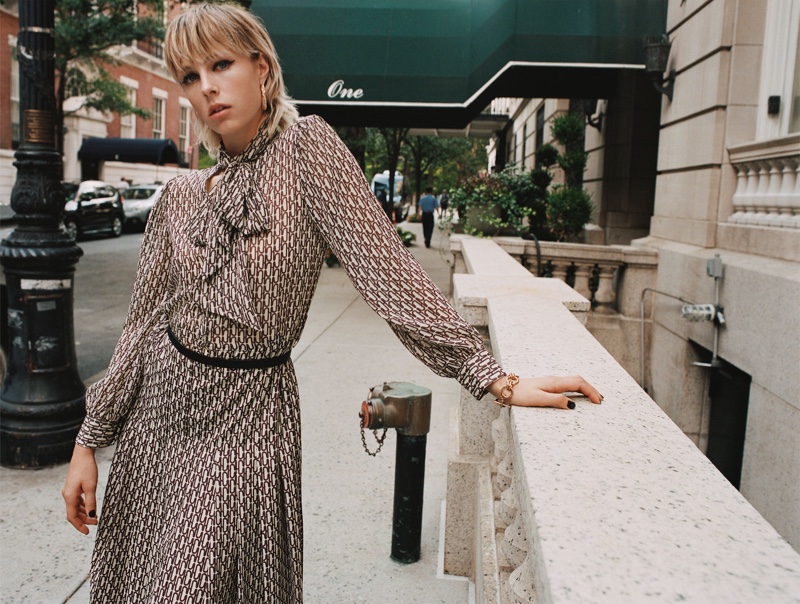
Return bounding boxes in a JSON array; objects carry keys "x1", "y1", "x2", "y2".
[
  {"x1": 452, "y1": 235, "x2": 532, "y2": 278},
  {"x1": 453, "y1": 236, "x2": 800, "y2": 603}
]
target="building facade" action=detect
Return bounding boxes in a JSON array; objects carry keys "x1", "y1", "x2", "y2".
[
  {"x1": 0, "y1": 0, "x2": 196, "y2": 220},
  {"x1": 488, "y1": 0, "x2": 799, "y2": 551}
]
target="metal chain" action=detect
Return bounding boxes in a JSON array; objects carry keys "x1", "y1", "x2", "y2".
[{"x1": 359, "y1": 414, "x2": 388, "y2": 456}]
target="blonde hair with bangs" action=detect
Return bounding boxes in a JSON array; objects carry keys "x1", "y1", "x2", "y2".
[{"x1": 164, "y1": 2, "x2": 298, "y2": 158}]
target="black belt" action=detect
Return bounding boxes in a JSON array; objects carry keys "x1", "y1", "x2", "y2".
[{"x1": 167, "y1": 326, "x2": 291, "y2": 369}]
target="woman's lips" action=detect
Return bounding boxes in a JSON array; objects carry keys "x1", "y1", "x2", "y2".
[{"x1": 209, "y1": 105, "x2": 230, "y2": 118}]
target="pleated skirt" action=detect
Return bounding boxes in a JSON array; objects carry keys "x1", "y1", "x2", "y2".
[{"x1": 89, "y1": 328, "x2": 303, "y2": 603}]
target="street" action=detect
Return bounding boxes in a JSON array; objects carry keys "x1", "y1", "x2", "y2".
[{"x1": 71, "y1": 232, "x2": 143, "y2": 381}]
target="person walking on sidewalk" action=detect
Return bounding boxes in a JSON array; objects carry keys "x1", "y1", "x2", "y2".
[
  {"x1": 438, "y1": 189, "x2": 449, "y2": 218},
  {"x1": 418, "y1": 187, "x2": 439, "y2": 248},
  {"x1": 62, "y1": 4, "x2": 603, "y2": 603}
]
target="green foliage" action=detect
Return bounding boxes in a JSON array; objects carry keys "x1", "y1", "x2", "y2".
[
  {"x1": 65, "y1": 68, "x2": 150, "y2": 119},
  {"x1": 198, "y1": 145, "x2": 216, "y2": 170},
  {"x1": 324, "y1": 248, "x2": 340, "y2": 267},
  {"x1": 450, "y1": 167, "x2": 533, "y2": 237},
  {"x1": 431, "y1": 138, "x2": 488, "y2": 194},
  {"x1": 396, "y1": 226, "x2": 416, "y2": 246},
  {"x1": 55, "y1": 0, "x2": 165, "y2": 151},
  {"x1": 550, "y1": 113, "x2": 588, "y2": 188},
  {"x1": 364, "y1": 128, "x2": 387, "y2": 181},
  {"x1": 550, "y1": 112, "x2": 585, "y2": 148},
  {"x1": 546, "y1": 186, "x2": 594, "y2": 242},
  {"x1": 450, "y1": 111, "x2": 594, "y2": 242},
  {"x1": 534, "y1": 143, "x2": 559, "y2": 168},
  {"x1": 540, "y1": 112, "x2": 594, "y2": 240}
]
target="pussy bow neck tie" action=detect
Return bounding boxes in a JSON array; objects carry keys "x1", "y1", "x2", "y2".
[{"x1": 185, "y1": 125, "x2": 274, "y2": 281}]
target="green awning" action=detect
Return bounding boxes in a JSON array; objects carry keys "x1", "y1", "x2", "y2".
[{"x1": 251, "y1": 0, "x2": 668, "y2": 127}]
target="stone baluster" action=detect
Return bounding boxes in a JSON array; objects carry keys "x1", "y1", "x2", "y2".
[
  {"x1": 550, "y1": 262, "x2": 569, "y2": 284},
  {"x1": 593, "y1": 263, "x2": 617, "y2": 313},
  {"x1": 507, "y1": 555, "x2": 537, "y2": 604},
  {"x1": 772, "y1": 158, "x2": 794, "y2": 227},
  {"x1": 764, "y1": 159, "x2": 784, "y2": 226},
  {"x1": 790, "y1": 159, "x2": 800, "y2": 229},
  {"x1": 742, "y1": 161, "x2": 760, "y2": 223},
  {"x1": 492, "y1": 413, "x2": 512, "y2": 499},
  {"x1": 572, "y1": 262, "x2": 592, "y2": 299},
  {"x1": 495, "y1": 477, "x2": 518, "y2": 531},
  {"x1": 752, "y1": 160, "x2": 772, "y2": 224},
  {"x1": 730, "y1": 162, "x2": 750, "y2": 223},
  {"x1": 740, "y1": 161, "x2": 760, "y2": 223},
  {"x1": 501, "y1": 512, "x2": 530, "y2": 604}
]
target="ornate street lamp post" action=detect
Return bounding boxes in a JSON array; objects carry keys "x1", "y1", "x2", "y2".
[{"x1": 1, "y1": 0, "x2": 85, "y2": 467}]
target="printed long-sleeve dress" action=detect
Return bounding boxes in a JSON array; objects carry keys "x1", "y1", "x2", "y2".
[{"x1": 76, "y1": 115, "x2": 504, "y2": 603}]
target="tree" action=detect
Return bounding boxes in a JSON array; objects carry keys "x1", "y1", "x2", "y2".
[
  {"x1": 543, "y1": 113, "x2": 593, "y2": 241},
  {"x1": 401, "y1": 136, "x2": 490, "y2": 208},
  {"x1": 403, "y1": 136, "x2": 449, "y2": 203},
  {"x1": 378, "y1": 127, "x2": 409, "y2": 208},
  {"x1": 55, "y1": 0, "x2": 164, "y2": 154},
  {"x1": 430, "y1": 138, "x2": 487, "y2": 194}
]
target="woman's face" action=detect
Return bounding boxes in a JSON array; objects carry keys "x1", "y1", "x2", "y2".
[{"x1": 179, "y1": 50, "x2": 269, "y2": 157}]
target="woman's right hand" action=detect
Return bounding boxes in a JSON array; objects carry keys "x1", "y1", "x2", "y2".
[{"x1": 62, "y1": 444, "x2": 99, "y2": 535}]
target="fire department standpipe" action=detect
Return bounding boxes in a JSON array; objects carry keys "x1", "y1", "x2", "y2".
[{"x1": 359, "y1": 382, "x2": 432, "y2": 564}]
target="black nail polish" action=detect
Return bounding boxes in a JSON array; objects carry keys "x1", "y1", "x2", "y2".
[
  {"x1": 567, "y1": 401, "x2": 576, "y2": 409},
  {"x1": 88, "y1": 510, "x2": 96, "y2": 518}
]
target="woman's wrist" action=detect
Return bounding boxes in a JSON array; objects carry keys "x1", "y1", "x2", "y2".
[
  {"x1": 492, "y1": 373, "x2": 519, "y2": 408},
  {"x1": 73, "y1": 444, "x2": 96, "y2": 458}
]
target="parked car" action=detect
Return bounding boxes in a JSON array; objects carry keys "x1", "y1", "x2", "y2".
[
  {"x1": 62, "y1": 180, "x2": 125, "y2": 240},
  {"x1": 123, "y1": 184, "x2": 163, "y2": 228}
]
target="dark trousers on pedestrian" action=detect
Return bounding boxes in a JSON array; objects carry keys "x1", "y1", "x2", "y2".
[{"x1": 422, "y1": 211, "x2": 435, "y2": 248}]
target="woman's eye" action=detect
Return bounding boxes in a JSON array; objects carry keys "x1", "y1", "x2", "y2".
[
  {"x1": 181, "y1": 72, "x2": 198, "y2": 85},
  {"x1": 214, "y1": 60, "x2": 232, "y2": 71}
]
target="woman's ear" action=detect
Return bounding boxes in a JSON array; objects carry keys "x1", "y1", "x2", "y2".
[{"x1": 257, "y1": 53, "x2": 270, "y2": 84}]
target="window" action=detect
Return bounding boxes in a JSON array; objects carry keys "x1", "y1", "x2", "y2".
[
  {"x1": 152, "y1": 97, "x2": 164, "y2": 139},
  {"x1": 121, "y1": 87, "x2": 137, "y2": 138},
  {"x1": 790, "y1": 30, "x2": 800, "y2": 132},
  {"x1": 179, "y1": 105, "x2": 190, "y2": 165},
  {"x1": 522, "y1": 124, "x2": 528, "y2": 166},
  {"x1": 758, "y1": 2, "x2": 800, "y2": 137},
  {"x1": 534, "y1": 106, "x2": 545, "y2": 168},
  {"x1": 10, "y1": 46, "x2": 20, "y2": 147}
]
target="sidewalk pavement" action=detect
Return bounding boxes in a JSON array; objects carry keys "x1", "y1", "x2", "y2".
[{"x1": 0, "y1": 219, "x2": 474, "y2": 603}]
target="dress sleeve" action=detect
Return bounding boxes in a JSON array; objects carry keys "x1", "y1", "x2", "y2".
[
  {"x1": 75, "y1": 183, "x2": 175, "y2": 448},
  {"x1": 297, "y1": 115, "x2": 504, "y2": 399}
]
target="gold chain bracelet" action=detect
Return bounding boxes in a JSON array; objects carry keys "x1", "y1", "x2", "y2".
[{"x1": 494, "y1": 373, "x2": 519, "y2": 408}]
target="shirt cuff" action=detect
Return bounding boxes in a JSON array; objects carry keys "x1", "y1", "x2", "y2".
[
  {"x1": 75, "y1": 414, "x2": 119, "y2": 449},
  {"x1": 457, "y1": 348, "x2": 505, "y2": 400}
]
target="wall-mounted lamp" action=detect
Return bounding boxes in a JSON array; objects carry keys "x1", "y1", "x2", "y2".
[
  {"x1": 582, "y1": 98, "x2": 603, "y2": 132},
  {"x1": 644, "y1": 35, "x2": 675, "y2": 101}
]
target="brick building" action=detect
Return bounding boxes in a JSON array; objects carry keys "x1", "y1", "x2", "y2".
[{"x1": 0, "y1": 0, "x2": 197, "y2": 219}]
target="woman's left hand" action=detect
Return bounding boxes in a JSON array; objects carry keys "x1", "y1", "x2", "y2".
[{"x1": 488, "y1": 374, "x2": 603, "y2": 409}]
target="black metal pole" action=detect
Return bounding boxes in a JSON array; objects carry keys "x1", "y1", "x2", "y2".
[
  {"x1": 390, "y1": 433, "x2": 427, "y2": 564},
  {"x1": 0, "y1": 0, "x2": 85, "y2": 468}
]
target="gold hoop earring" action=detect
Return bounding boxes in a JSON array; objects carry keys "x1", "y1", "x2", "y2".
[{"x1": 261, "y1": 82, "x2": 267, "y2": 111}]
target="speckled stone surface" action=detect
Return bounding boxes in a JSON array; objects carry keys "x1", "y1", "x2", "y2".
[
  {"x1": 453, "y1": 273, "x2": 590, "y2": 322},
  {"x1": 459, "y1": 238, "x2": 533, "y2": 278},
  {"x1": 488, "y1": 293, "x2": 800, "y2": 603}
]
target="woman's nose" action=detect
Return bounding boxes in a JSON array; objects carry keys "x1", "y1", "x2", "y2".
[{"x1": 200, "y1": 73, "x2": 217, "y2": 96}]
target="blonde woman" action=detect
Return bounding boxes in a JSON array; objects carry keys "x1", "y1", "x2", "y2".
[{"x1": 62, "y1": 3, "x2": 602, "y2": 602}]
